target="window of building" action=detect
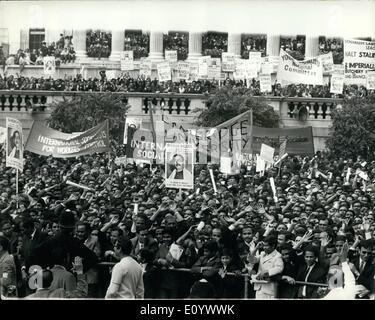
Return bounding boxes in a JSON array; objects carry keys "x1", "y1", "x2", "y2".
[{"x1": 29, "y1": 29, "x2": 45, "y2": 51}]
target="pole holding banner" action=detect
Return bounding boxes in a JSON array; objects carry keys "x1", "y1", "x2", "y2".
[
  {"x1": 209, "y1": 168, "x2": 218, "y2": 194},
  {"x1": 16, "y1": 169, "x2": 19, "y2": 209}
]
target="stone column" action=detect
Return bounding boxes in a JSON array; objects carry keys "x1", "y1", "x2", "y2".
[
  {"x1": 188, "y1": 32, "x2": 202, "y2": 61},
  {"x1": 227, "y1": 33, "x2": 241, "y2": 58},
  {"x1": 148, "y1": 31, "x2": 164, "y2": 61},
  {"x1": 305, "y1": 36, "x2": 320, "y2": 59},
  {"x1": 266, "y1": 34, "x2": 280, "y2": 56},
  {"x1": 109, "y1": 30, "x2": 124, "y2": 61},
  {"x1": 73, "y1": 29, "x2": 87, "y2": 60}
]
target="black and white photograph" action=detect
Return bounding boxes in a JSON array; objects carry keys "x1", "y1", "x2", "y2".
[{"x1": 0, "y1": 0, "x2": 375, "y2": 310}]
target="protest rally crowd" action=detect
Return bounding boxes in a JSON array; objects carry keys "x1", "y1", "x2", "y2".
[
  {"x1": 1, "y1": 136, "x2": 375, "y2": 299},
  {"x1": 0, "y1": 72, "x2": 373, "y2": 99}
]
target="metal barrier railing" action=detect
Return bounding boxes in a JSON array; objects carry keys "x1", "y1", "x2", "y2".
[{"x1": 97, "y1": 262, "x2": 328, "y2": 299}]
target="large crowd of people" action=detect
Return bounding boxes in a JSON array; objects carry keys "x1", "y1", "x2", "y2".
[
  {"x1": 280, "y1": 36, "x2": 306, "y2": 61},
  {"x1": 0, "y1": 73, "x2": 374, "y2": 99},
  {"x1": 202, "y1": 32, "x2": 228, "y2": 58},
  {"x1": 86, "y1": 30, "x2": 112, "y2": 59},
  {"x1": 124, "y1": 31, "x2": 149, "y2": 60},
  {"x1": 241, "y1": 35, "x2": 267, "y2": 59},
  {"x1": 163, "y1": 32, "x2": 188, "y2": 61},
  {"x1": 0, "y1": 140, "x2": 375, "y2": 299}
]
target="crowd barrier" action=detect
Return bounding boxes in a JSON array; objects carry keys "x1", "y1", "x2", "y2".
[{"x1": 97, "y1": 262, "x2": 328, "y2": 299}]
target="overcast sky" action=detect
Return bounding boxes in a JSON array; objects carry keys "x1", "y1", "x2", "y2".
[{"x1": 1, "y1": 0, "x2": 374, "y2": 37}]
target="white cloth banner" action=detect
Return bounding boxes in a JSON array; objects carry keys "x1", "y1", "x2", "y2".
[
  {"x1": 43, "y1": 56, "x2": 56, "y2": 76},
  {"x1": 277, "y1": 49, "x2": 323, "y2": 85},
  {"x1": 120, "y1": 51, "x2": 134, "y2": 71},
  {"x1": 344, "y1": 39, "x2": 375, "y2": 85},
  {"x1": 330, "y1": 74, "x2": 344, "y2": 94},
  {"x1": 259, "y1": 73, "x2": 272, "y2": 93},
  {"x1": 140, "y1": 60, "x2": 152, "y2": 78},
  {"x1": 366, "y1": 71, "x2": 375, "y2": 90},
  {"x1": 319, "y1": 52, "x2": 334, "y2": 73},
  {"x1": 157, "y1": 62, "x2": 172, "y2": 82}
]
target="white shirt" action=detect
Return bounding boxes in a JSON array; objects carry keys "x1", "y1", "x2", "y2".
[
  {"x1": 302, "y1": 264, "x2": 315, "y2": 297},
  {"x1": 105, "y1": 256, "x2": 144, "y2": 299}
]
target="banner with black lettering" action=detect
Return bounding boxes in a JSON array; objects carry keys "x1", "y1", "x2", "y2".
[
  {"x1": 277, "y1": 49, "x2": 323, "y2": 85},
  {"x1": 344, "y1": 39, "x2": 375, "y2": 85},
  {"x1": 25, "y1": 121, "x2": 110, "y2": 158}
]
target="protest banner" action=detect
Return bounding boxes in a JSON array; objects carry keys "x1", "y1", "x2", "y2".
[
  {"x1": 277, "y1": 49, "x2": 323, "y2": 85},
  {"x1": 126, "y1": 127, "x2": 163, "y2": 163},
  {"x1": 216, "y1": 111, "x2": 315, "y2": 155},
  {"x1": 265, "y1": 55, "x2": 279, "y2": 73},
  {"x1": 140, "y1": 60, "x2": 153, "y2": 78},
  {"x1": 246, "y1": 63, "x2": 258, "y2": 80},
  {"x1": 207, "y1": 65, "x2": 222, "y2": 80},
  {"x1": 0, "y1": 126, "x2": 5, "y2": 144},
  {"x1": 165, "y1": 143, "x2": 194, "y2": 189},
  {"x1": 123, "y1": 118, "x2": 142, "y2": 144},
  {"x1": 43, "y1": 56, "x2": 56, "y2": 76},
  {"x1": 278, "y1": 137, "x2": 287, "y2": 159},
  {"x1": 25, "y1": 120, "x2": 110, "y2": 158},
  {"x1": 188, "y1": 63, "x2": 199, "y2": 82},
  {"x1": 249, "y1": 51, "x2": 262, "y2": 72},
  {"x1": 366, "y1": 71, "x2": 375, "y2": 90},
  {"x1": 177, "y1": 61, "x2": 190, "y2": 80},
  {"x1": 120, "y1": 51, "x2": 134, "y2": 71},
  {"x1": 330, "y1": 74, "x2": 344, "y2": 94},
  {"x1": 222, "y1": 52, "x2": 236, "y2": 72},
  {"x1": 259, "y1": 73, "x2": 272, "y2": 92},
  {"x1": 260, "y1": 143, "x2": 275, "y2": 163},
  {"x1": 157, "y1": 62, "x2": 172, "y2": 82},
  {"x1": 6, "y1": 117, "x2": 24, "y2": 172},
  {"x1": 319, "y1": 52, "x2": 334, "y2": 73},
  {"x1": 344, "y1": 38, "x2": 375, "y2": 85}
]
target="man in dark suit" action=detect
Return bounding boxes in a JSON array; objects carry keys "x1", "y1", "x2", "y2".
[
  {"x1": 350, "y1": 240, "x2": 374, "y2": 298},
  {"x1": 295, "y1": 245, "x2": 327, "y2": 299},
  {"x1": 19, "y1": 218, "x2": 49, "y2": 271},
  {"x1": 31, "y1": 211, "x2": 98, "y2": 274}
]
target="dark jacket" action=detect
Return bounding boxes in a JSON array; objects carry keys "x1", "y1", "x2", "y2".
[{"x1": 295, "y1": 263, "x2": 327, "y2": 298}]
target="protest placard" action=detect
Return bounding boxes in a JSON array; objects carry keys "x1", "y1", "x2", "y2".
[
  {"x1": 207, "y1": 65, "x2": 222, "y2": 80},
  {"x1": 43, "y1": 56, "x2": 56, "y2": 76},
  {"x1": 140, "y1": 60, "x2": 153, "y2": 78},
  {"x1": 123, "y1": 118, "x2": 142, "y2": 144},
  {"x1": 265, "y1": 55, "x2": 280, "y2": 73},
  {"x1": 344, "y1": 38, "x2": 375, "y2": 85},
  {"x1": 277, "y1": 49, "x2": 323, "y2": 85},
  {"x1": 330, "y1": 74, "x2": 344, "y2": 94},
  {"x1": 259, "y1": 73, "x2": 272, "y2": 92},
  {"x1": 222, "y1": 52, "x2": 236, "y2": 72},
  {"x1": 366, "y1": 71, "x2": 375, "y2": 90},
  {"x1": 120, "y1": 51, "x2": 134, "y2": 71},
  {"x1": 177, "y1": 61, "x2": 190, "y2": 80},
  {"x1": 165, "y1": 50, "x2": 178, "y2": 69},
  {"x1": 198, "y1": 56, "x2": 210, "y2": 77},
  {"x1": 188, "y1": 63, "x2": 199, "y2": 82},
  {"x1": 259, "y1": 143, "x2": 275, "y2": 163},
  {"x1": 332, "y1": 64, "x2": 345, "y2": 75},
  {"x1": 6, "y1": 118, "x2": 24, "y2": 172},
  {"x1": 165, "y1": 143, "x2": 194, "y2": 189},
  {"x1": 256, "y1": 155, "x2": 265, "y2": 173},
  {"x1": 261, "y1": 62, "x2": 273, "y2": 75},
  {"x1": 249, "y1": 51, "x2": 262, "y2": 72},
  {"x1": 319, "y1": 52, "x2": 334, "y2": 73},
  {"x1": 157, "y1": 62, "x2": 172, "y2": 82}
]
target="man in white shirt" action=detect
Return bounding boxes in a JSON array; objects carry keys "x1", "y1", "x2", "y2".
[{"x1": 105, "y1": 238, "x2": 144, "y2": 299}]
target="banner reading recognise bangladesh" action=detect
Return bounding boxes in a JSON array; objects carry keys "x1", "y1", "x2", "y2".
[
  {"x1": 25, "y1": 121, "x2": 110, "y2": 158},
  {"x1": 277, "y1": 49, "x2": 323, "y2": 85}
]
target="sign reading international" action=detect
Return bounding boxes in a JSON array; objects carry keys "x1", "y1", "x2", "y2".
[
  {"x1": 6, "y1": 117, "x2": 24, "y2": 172},
  {"x1": 165, "y1": 143, "x2": 194, "y2": 189},
  {"x1": 277, "y1": 49, "x2": 323, "y2": 85},
  {"x1": 344, "y1": 39, "x2": 375, "y2": 85},
  {"x1": 25, "y1": 121, "x2": 110, "y2": 158}
]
